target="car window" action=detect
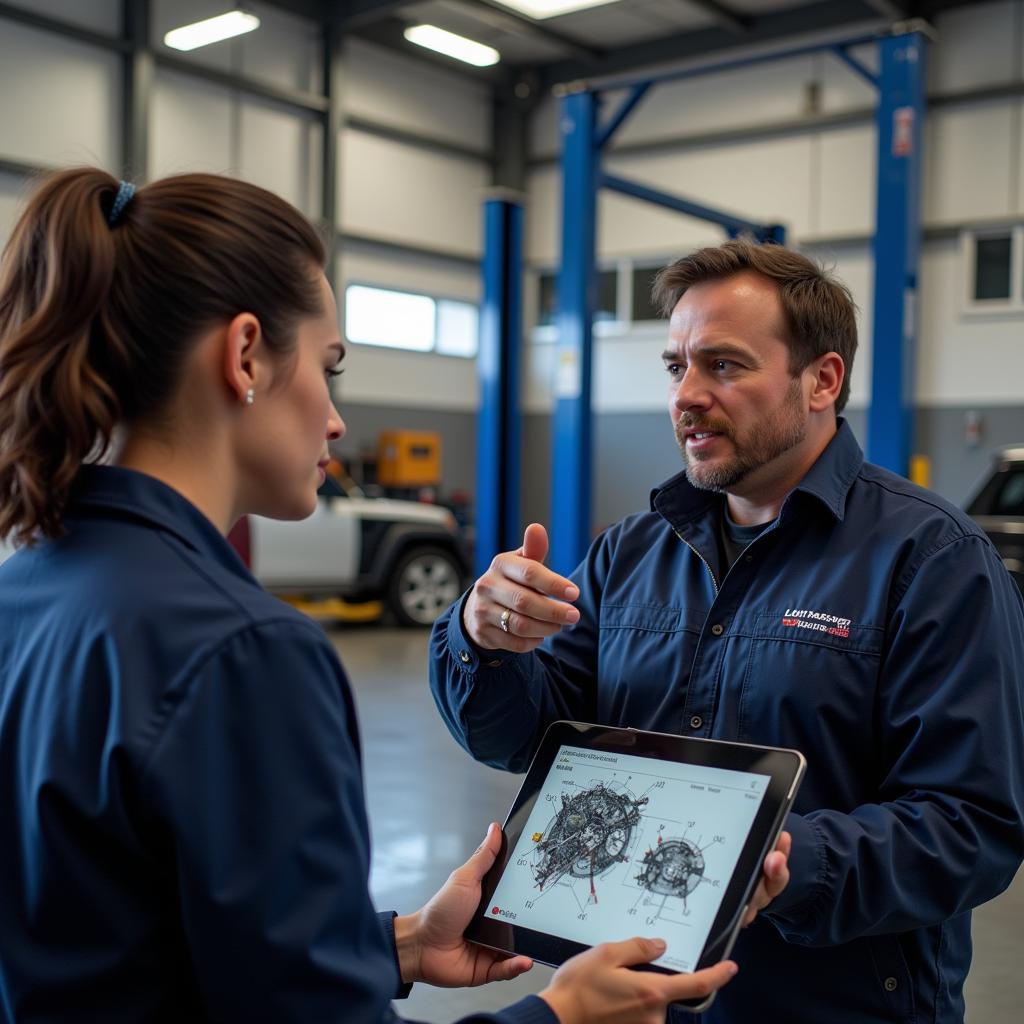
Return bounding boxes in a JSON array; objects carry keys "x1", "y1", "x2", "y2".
[{"x1": 994, "y1": 470, "x2": 1024, "y2": 515}]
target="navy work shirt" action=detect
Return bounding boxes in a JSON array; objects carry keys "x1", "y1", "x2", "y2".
[
  {"x1": 430, "y1": 421, "x2": 1024, "y2": 1024},
  {"x1": 0, "y1": 466, "x2": 552, "y2": 1024}
]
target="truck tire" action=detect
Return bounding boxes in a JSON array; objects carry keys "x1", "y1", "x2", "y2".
[{"x1": 386, "y1": 545, "x2": 463, "y2": 627}]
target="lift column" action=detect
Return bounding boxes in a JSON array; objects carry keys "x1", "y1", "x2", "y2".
[
  {"x1": 551, "y1": 88, "x2": 598, "y2": 576},
  {"x1": 868, "y1": 27, "x2": 929, "y2": 475},
  {"x1": 476, "y1": 194, "x2": 524, "y2": 576}
]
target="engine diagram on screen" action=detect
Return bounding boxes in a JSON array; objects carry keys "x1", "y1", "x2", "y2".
[
  {"x1": 531, "y1": 782, "x2": 648, "y2": 899},
  {"x1": 627, "y1": 825, "x2": 727, "y2": 925},
  {"x1": 487, "y1": 744, "x2": 771, "y2": 973},
  {"x1": 635, "y1": 836, "x2": 705, "y2": 898}
]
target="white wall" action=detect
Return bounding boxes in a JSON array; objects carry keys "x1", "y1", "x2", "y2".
[
  {"x1": 3, "y1": 0, "x2": 1023, "y2": 425},
  {"x1": 523, "y1": 0, "x2": 1024, "y2": 417},
  {"x1": 334, "y1": 38, "x2": 491, "y2": 411},
  {"x1": 336, "y1": 246, "x2": 480, "y2": 413},
  {"x1": 0, "y1": 18, "x2": 120, "y2": 171},
  {"x1": 150, "y1": 0, "x2": 323, "y2": 92},
  {"x1": 343, "y1": 38, "x2": 490, "y2": 151},
  {"x1": 338, "y1": 131, "x2": 487, "y2": 257},
  {"x1": 0, "y1": 7, "x2": 491, "y2": 415},
  {"x1": 0, "y1": 174, "x2": 31, "y2": 247},
  {"x1": 0, "y1": 0, "x2": 119, "y2": 34}
]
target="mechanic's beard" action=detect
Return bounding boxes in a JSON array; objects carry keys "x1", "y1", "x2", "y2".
[{"x1": 675, "y1": 379, "x2": 807, "y2": 492}]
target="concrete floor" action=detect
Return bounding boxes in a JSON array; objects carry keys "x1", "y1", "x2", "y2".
[{"x1": 332, "y1": 625, "x2": 1024, "y2": 1024}]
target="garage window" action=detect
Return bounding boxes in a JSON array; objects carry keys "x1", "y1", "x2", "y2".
[
  {"x1": 963, "y1": 228, "x2": 1024, "y2": 311},
  {"x1": 345, "y1": 285, "x2": 478, "y2": 357},
  {"x1": 537, "y1": 267, "x2": 620, "y2": 328}
]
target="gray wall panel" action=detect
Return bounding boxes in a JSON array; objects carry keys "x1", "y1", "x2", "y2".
[
  {"x1": 333, "y1": 402, "x2": 477, "y2": 499},
  {"x1": 522, "y1": 414, "x2": 551, "y2": 533},
  {"x1": 523, "y1": 409, "x2": 867, "y2": 542},
  {"x1": 338, "y1": 402, "x2": 1019, "y2": 564},
  {"x1": 915, "y1": 405, "x2": 1024, "y2": 504}
]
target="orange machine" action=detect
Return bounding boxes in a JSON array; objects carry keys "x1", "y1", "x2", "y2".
[{"x1": 377, "y1": 430, "x2": 442, "y2": 488}]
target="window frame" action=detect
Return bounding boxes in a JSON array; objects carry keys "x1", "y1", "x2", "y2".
[
  {"x1": 532, "y1": 257, "x2": 669, "y2": 340},
  {"x1": 961, "y1": 226, "x2": 1024, "y2": 315},
  {"x1": 343, "y1": 281, "x2": 480, "y2": 358}
]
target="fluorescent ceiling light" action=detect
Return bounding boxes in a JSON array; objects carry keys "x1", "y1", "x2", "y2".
[
  {"x1": 164, "y1": 11, "x2": 260, "y2": 52},
  {"x1": 403, "y1": 24, "x2": 500, "y2": 67},
  {"x1": 495, "y1": 0, "x2": 621, "y2": 19}
]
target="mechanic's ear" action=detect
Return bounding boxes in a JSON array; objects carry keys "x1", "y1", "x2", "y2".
[{"x1": 807, "y1": 352, "x2": 843, "y2": 413}]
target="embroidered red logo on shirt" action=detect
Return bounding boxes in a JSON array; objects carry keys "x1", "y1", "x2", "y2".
[{"x1": 782, "y1": 608, "x2": 851, "y2": 638}]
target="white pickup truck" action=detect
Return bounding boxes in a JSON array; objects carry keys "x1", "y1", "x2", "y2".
[
  {"x1": 249, "y1": 474, "x2": 467, "y2": 625},
  {"x1": 0, "y1": 474, "x2": 468, "y2": 627}
]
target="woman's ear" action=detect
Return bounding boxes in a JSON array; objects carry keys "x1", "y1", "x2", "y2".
[
  {"x1": 808, "y1": 352, "x2": 845, "y2": 413},
  {"x1": 221, "y1": 312, "x2": 262, "y2": 406}
]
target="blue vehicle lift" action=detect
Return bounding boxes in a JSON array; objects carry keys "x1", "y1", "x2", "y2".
[
  {"x1": 541, "y1": 24, "x2": 931, "y2": 575},
  {"x1": 550, "y1": 90, "x2": 785, "y2": 577},
  {"x1": 476, "y1": 194, "x2": 524, "y2": 577},
  {"x1": 868, "y1": 33, "x2": 929, "y2": 477}
]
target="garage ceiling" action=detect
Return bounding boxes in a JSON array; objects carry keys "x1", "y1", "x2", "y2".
[{"x1": 270, "y1": 0, "x2": 985, "y2": 89}]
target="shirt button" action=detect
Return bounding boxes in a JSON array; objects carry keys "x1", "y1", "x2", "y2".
[
  {"x1": 745, "y1": 554, "x2": 754, "y2": 562},
  {"x1": 883, "y1": 977, "x2": 898, "y2": 992},
  {"x1": 459, "y1": 649, "x2": 471, "y2": 664},
  {"x1": 710, "y1": 623, "x2": 724, "y2": 636},
  {"x1": 690, "y1": 715, "x2": 703, "y2": 729}
]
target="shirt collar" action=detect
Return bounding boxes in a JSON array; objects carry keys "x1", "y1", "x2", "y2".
[
  {"x1": 651, "y1": 418, "x2": 864, "y2": 527},
  {"x1": 69, "y1": 465, "x2": 251, "y2": 579}
]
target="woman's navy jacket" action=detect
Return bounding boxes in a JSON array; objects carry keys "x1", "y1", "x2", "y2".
[{"x1": 0, "y1": 467, "x2": 550, "y2": 1024}]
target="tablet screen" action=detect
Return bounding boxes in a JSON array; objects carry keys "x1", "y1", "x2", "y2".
[{"x1": 486, "y1": 742, "x2": 770, "y2": 972}]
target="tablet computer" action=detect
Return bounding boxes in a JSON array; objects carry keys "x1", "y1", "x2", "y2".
[{"x1": 465, "y1": 720, "x2": 805, "y2": 1012}]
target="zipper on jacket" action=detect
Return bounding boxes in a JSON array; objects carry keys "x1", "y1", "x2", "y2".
[{"x1": 674, "y1": 529, "x2": 719, "y2": 596}]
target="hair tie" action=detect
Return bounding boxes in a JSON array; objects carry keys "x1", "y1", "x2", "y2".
[{"x1": 108, "y1": 180, "x2": 136, "y2": 226}]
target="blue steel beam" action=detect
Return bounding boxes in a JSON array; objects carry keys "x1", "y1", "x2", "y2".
[
  {"x1": 600, "y1": 171, "x2": 773, "y2": 238},
  {"x1": 596, "y1": 82, "x2": 651, "y2": 150},
  {"x1": 476, "y1": 197, "x2": 524, "y2": 576},
  {"x1": 551, "y1": 91, "x2": 598, "y2": 577},
  {"x1": 831, "y1": 43, "x2": 879, "y2": 89},
  {"x1": 572, "y1": 31, "x2": 880, "y2": 93},
  {"x1": 867, "y1": 30, "x2": 928, "y2": 476}
]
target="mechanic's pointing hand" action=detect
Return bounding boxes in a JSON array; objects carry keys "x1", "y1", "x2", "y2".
[{"x1": 463, "y1": 523, "x2": 580, "y2": 652}]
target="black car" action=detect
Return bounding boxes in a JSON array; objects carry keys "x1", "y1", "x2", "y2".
[{"x1": 966, "y1": 444, "x2": 1024, "y2": 592}]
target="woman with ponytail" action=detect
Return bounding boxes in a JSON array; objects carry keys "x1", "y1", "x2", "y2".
[{"x1": 0, "y1": 169, "x2": 743, "y2": 1023}]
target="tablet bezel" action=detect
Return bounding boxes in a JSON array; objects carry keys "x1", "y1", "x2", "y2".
[{"x1": 465, "y1": 720, "x2": 805, "y2": 1011}]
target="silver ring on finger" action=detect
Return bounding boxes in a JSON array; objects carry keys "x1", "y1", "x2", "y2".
[{"x1": 499, "y1": 608, "x2": 512, "y2": 634}]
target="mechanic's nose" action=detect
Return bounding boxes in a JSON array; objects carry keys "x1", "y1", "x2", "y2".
[{"x1": 673, "y1": 366, "x2": 712, "y2": 414}]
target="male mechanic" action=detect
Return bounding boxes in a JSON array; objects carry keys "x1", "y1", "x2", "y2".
[{"x1": 430, "y1": 240, "x2": 1024, "y2": 1024}]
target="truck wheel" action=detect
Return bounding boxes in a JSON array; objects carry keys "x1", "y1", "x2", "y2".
[{"x1": 387, "y1": 546, "x2": 463, "y2": 627}]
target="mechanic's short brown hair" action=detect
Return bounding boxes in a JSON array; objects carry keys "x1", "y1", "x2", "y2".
[{"x1": 652, "y1": 239, "x2": 858, "y2": 414}]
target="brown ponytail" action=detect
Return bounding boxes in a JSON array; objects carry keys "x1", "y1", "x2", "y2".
[{"x1": 0, "y1": 168, "x2": 325, "y2": 545}]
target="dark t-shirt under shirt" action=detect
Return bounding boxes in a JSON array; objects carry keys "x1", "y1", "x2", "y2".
[{"x1": 718, "y1": 501, "x2": 773, "y2": 572}]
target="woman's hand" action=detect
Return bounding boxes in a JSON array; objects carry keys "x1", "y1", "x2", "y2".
[
  {"x1": 539, "y1": 938, "x2": 737, "y2": 1024},
  {"x1": 394, "y1": 823, "x2": 533, "y2": 988}
]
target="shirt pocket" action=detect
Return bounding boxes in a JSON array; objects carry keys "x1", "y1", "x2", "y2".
[
  {"x1": 597, "y1": 603, "x2": 706, "y2": 728},
  {"x1": 734, "y1": 611, "x2": 885, "y2": 802}
]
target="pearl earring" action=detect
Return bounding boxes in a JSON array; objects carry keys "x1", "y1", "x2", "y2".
[{"x1": 245, "y1": 388, "x2": 254, "y2": 407}]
